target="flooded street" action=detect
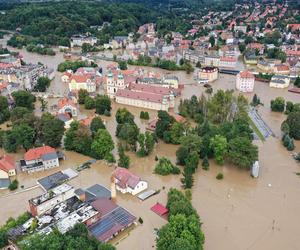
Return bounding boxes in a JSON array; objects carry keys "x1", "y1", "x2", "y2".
[{"x1": 0, "y1": 36, "x2": 300, "y2": 250}]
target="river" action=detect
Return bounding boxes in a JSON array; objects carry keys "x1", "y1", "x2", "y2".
[{"x1": 0, "y1": 35, "x2": 300, "y2": 250}]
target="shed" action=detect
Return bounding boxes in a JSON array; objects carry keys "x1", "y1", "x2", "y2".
[{"x1": 151, "y1": 203, "x2": 169, "y2": 217}]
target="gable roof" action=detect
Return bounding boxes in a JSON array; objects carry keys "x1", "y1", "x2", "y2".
[
  {"x1": 58, "y1": 98, "x2": 76, "y2": 109},
  {"x1": 24, "y1": 146, "x2": 56, "y2": 161},
  {"x1": 0, "y1": 155, "x2": 15, "y2": 173},
  {"x1": 114, "y1": 167, "x2": 141, "y2": 189}
]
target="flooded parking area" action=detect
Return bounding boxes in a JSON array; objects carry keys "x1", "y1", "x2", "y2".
[{"x1": 0, "y1": 36, "x2": 300, "y2": 250}]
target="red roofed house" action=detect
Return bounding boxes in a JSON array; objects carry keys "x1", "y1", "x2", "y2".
[
  {"x1": 113, "y1": 167, "x2": 148, "y2": 195},
  {"x1": 20, "y1": 146, "x2": 61, "y2": 173},
  {"x1": 236, "y1": 70, "x2": 255, "y2": 92},
  {"x1": 58, "y1": 98, "x2": 78, "y2": 117},
  {"x1": 151, "y1": 203, "x2": 169, "y2": 218},
  {"x1": 0, "y1": 155, "x2": 16, "y2": 189}
]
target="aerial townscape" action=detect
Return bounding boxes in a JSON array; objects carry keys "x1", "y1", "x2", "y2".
[{"x1": 0, "y1": 0, "x2": 300, "y2": 249}]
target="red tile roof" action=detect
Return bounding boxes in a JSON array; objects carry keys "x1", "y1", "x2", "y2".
[
  {"x1": 69, "y1": 74, "x2": 89, "y2": 83},
  {"x1": 129, "y1": 83, "x2": 170, "y2": 95},
  {"x1": 239, "y1": 70, "x2": 254, "y2": 79},
  {"x1": 114, "y1": 167, "x2": 140, "y2": 189},
  {"x1": 220, "y1": 57, "x2": 237, "y2": 62},
  {"x1": 116, "y1": 89, "x2": 166, "y2": 104},
  {"x1": 0, "y1": 155, "x2": 15, "y2": 173},
  {"x1": 151, "y1": 203, "x2": 169, "y2": 216},
  {"x1": 276, "y1": 65, "x2": 289, "y2": 71},
  {"x1": 58, "y1": 98, "x2": 76, "y2": 109},
  {"x1": 24, "y1": 146, "x2": 56, "y2": 161}
]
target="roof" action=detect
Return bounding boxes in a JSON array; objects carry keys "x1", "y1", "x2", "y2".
[
  {"x1": 91, "y1": 198, "x2": 118, "y2": 216},
  {"x1": 42, "y1": 152, "x2": 59, "y2": 161},
  {"x1": 276, "y1": 65, "x2": 289, "y2": 71},
  {"x1": 0, "y1": 155, "x2": 15, "y2": 173},
  {"x1": 24, "y1": 146, "x2": 56, "y2": 161},
  {"x1": 114, "y1": 167, "x2": 141, "y2": 189},
  {"x1": 89, "y1": 201, "x2": 136, "y2": 242},
  {"x1": 86, "y1": 184, "x2": 111, "y2": 200},
  {"x1": 220, "y1": 57, "x2": 237, "y2": 62},
  {"x1": 58, "y1": 98, "x2": 76, "y2": 109},
  {"x1": 239, "y1": 70, "x2": 254, "y2": 79},
  {"x1": 69, "y1": 74, "x2": 89, "y2": 83},
  {"x1": 0, "y1": 178, "x2": 10, "y2": 189},
  {"x1": 116, "y1": 89, "x2": 166, "y2": 104},
  {"x1": 37, "y1": 171, "x2": 69, "y2": 191},
  {"x1": 129, "y1": 83, "x2": 170, "y2": 95},
  {"x1": 151, "y1": 203, "x2": 169, "y2": 216}
]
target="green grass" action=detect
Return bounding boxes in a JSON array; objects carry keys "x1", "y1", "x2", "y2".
[{"x1": 247, "y1": 116, "x2": 265, "y2": 142}]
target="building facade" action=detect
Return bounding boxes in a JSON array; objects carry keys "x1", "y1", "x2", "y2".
[{"x1": 236, "y1": 71, "x2": 255, "y2": 92}]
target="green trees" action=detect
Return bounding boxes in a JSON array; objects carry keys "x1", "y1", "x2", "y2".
[
  {"x1": 227, "y1": 137, "x2": 258, "y2": 169},
  {"x1": 0, "y1": 96, "x2": 10, "y2": 124},
  {"x1": 282, "y1": 134, "x2": 295, "y2": 151},
  {"x1": 19, "y1": 223, "x2": 115, "y2": 250},
  {"x1": 140, "y1": 111, "x2": 150, "y2": 120},
  {"x1": 202, "y1": 155, "x2": 209, "y2": 170},
  {"x1": 84, "y1": 96, "x2": 95, "y2": 110},
  {"x1": 169, "y1": 122, "x2": 185, "y2": 144},
  {"x1": 95, "y1": 95, "x2": 111, "y2": 115},
  {"x1": 78, "y1": 89, "x2": 89, "y2": 104},
  {"x1": 38, "y1": 113, "x2": 65, "y2": 148},
  {"x1": 57, "y1": 61, "x2": 89, "y2": 72},
  {"x1": 155, "y1": 110, "x2": 175, "y2": 142},
  {"x1": 91, "y1": 129, "x2": 114, "y2": 161},
  {"x1": 157, "y1": 189, "x2": 205, "y2": 250},
  {"x1": 210, "y1": 135, "x2": 228, "y2": 165},
  {"x1": 137, "y1": 132, "x2": 155, "y2": 157},
  {"x1": 118, "y1": 144, "x2": 130, "y2": 168},
  {"x1": 118, "y1": 60, "x2": 128, "y2": 70},
  {"x1": 90, "y1": 117, "x2": 105, "y2": 135},
  {"x1": 294, "y1": 77, "x2": 300, "y2": 88},
  {"x1": 12, "y1": 90, "x2": 36, "y2": 110},
  {"x1": 154, "y1": 157, "x2": 180, "y2": 175},
  {"x1": 283, "y1": 111, "x2": 300, "y2": 140},
  {"x1": 34, "y1": 76, "x2": 51, "y2": 92},
  {"x1": 209, "y1": 35, "x2": 215, "y2": 47},
  {"x1": 271, "y1": 97, "x2": 285, "y2": 112},
  {"x1": 251, "y1": 94, "x2": 261, "y2": 107}
]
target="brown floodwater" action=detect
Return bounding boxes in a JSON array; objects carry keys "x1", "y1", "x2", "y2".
[{"x1": 0, "y1": 35, "x2": 300, "y2": 250}]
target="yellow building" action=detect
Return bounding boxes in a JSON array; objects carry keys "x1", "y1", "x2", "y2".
[{"x1": 198, "y1": 67, "x2": 219, "y2": 82}]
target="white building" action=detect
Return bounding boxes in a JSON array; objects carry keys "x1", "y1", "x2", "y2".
[
  {"x1": 114, "y1": 167, "x2": 148, "y2": 195},
  {"x1": 29, "y1": 184, "x2": 75, "y2": 216},
  {"x1": 269, "y1": 75, "x2": 290, "y2": 88},
  {"x1": 198, "y1": 67, "x2": 218, "y2": 82},
  {"x1": 236, "y1": 70, "x2": 255, "y2": 92},
  {"x1": 70, "y1": 35, "x2": 98, "y2": 48},
  {"x1": 20, "y1": 146, "x2": 61, "y2": 173},
  {"x1": 106, "y1": 71, "x2": 126, "y2": 98}
]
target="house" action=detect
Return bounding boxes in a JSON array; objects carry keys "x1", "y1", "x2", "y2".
[
  {"x1": 274, "y1": 64, "x2": 290, "y2": 75},
  {"x1": 58, "y1": 98, "x2": 77, "y2": 117},
  {"x1": 204, "y1": 55, "x2": 220, "y2": 67},
  {"x1": 0, "y1": 155, "x2": 16, "y2": 189},
  {"x1": 234, "y1": 25, "x2": 247, "y2": 33},
  {"x1": 198, "y1": 67, "x2": 219, "y2": 82},
  {"x1": 244, "y1": 52, "x2": 258, "y2": 65},
  {"x1": 28, "y1": 183, "x2": 75, "y2": 216},
  {"x1": 269, "y1": 75, "x2": 290, "y2": 88},
  {"x1": 70, "y1": 35, "x2": 97, "y2": 48},
  {"x1": 162, "y1": 76, "x2": 179, "y2": 89},
  {"x1": 219, "y1": 57, "x2": 237, "y2": 68},
  {"x1": 236, "y1": 70, "x2": 255, "y2": 92},
  {"x1": 68, "y1": 74, "x2": 97, "y2": 93},
  {"x1": 20, "y1": 146, "x2": 62, "y2": 173},
  {"x1": 113, "y1": 167, "x2": 148, "y2": 195}
]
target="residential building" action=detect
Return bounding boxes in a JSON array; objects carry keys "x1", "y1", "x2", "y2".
[
  {"x1": 70, "y1": 35, "x2": 97, "y2": 48},
  {"x1": 28, "y1": 183, "x2": 75, "y2": 216},
  {"x1": 219, "y1": 57, "x2": 237, "y2": 68},
  {"x1": 269, "y1": 75, "x2": 290, "y2": 88},
  {"x1": 236, "y1": 70, "x2": 255, "y2": 92},
  {"x1": 0, "y1": 155, "x2": 16, "y2": 189},
  {"x1": 204, "y1": 55, "x2": 220, "y2": 67},
  {"x1": 20, "y1": 146, "x2": 62, "y2": 173},
  {"x1": 162, "y1": 76, "x2": 179, "y2": 89},
  {"x1": 113, "y1": 167, "x2": 148, "y2": 195},
  {"x1": 68, "y1": 75, "x2": 97, "y2": 93},
  {"x1": 198, "y1": 67, "x2": 219, "y2": 82}
]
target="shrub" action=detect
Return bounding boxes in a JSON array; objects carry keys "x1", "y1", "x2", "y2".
[
  {"x1": 104, "y1": 110, "x2": 111, "y2": 117},
  {"x1": 138, "y1": 217, "x2": 143, "y2": 224},
  {"x1": 216, "y1": 173, "x2": 224, "y2": 180},
  {"x1": 9, "y1": 180, "x2": 18, "y2": 190},
  {"x1": 154, "y1": 157, "x2": 180, "y2": 175}
]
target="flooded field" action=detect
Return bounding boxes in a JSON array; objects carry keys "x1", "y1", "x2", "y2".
[{"x1": 0, "y1": 36, "x2": 300, "y2": 250}]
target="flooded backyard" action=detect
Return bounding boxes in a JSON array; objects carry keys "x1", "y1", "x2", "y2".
[{"x1": 0, "y1": 35, "x2": 300, "y2": 250}]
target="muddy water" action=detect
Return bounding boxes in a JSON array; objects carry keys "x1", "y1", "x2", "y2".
[{"x1": 1, "y1": 36, "x2": 300, "y2": 250}]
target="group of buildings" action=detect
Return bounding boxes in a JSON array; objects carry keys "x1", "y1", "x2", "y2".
[
  {"x1": 6, "y1": 166, "x2": 149, "y2": 244},
  {"x1": 0, "y1": 53, "x2": 54, "y2": 93}
]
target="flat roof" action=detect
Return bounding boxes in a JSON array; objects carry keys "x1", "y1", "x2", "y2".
[
  {"x1": 37, "y1": 171, "x2": 69, "y2": 191},
  {"x1": 86, "y1": 184, "x2": 111, "y2": 200},
  {"x1": 138, "y1": 190, "x2": 156, "y2": 201}
]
